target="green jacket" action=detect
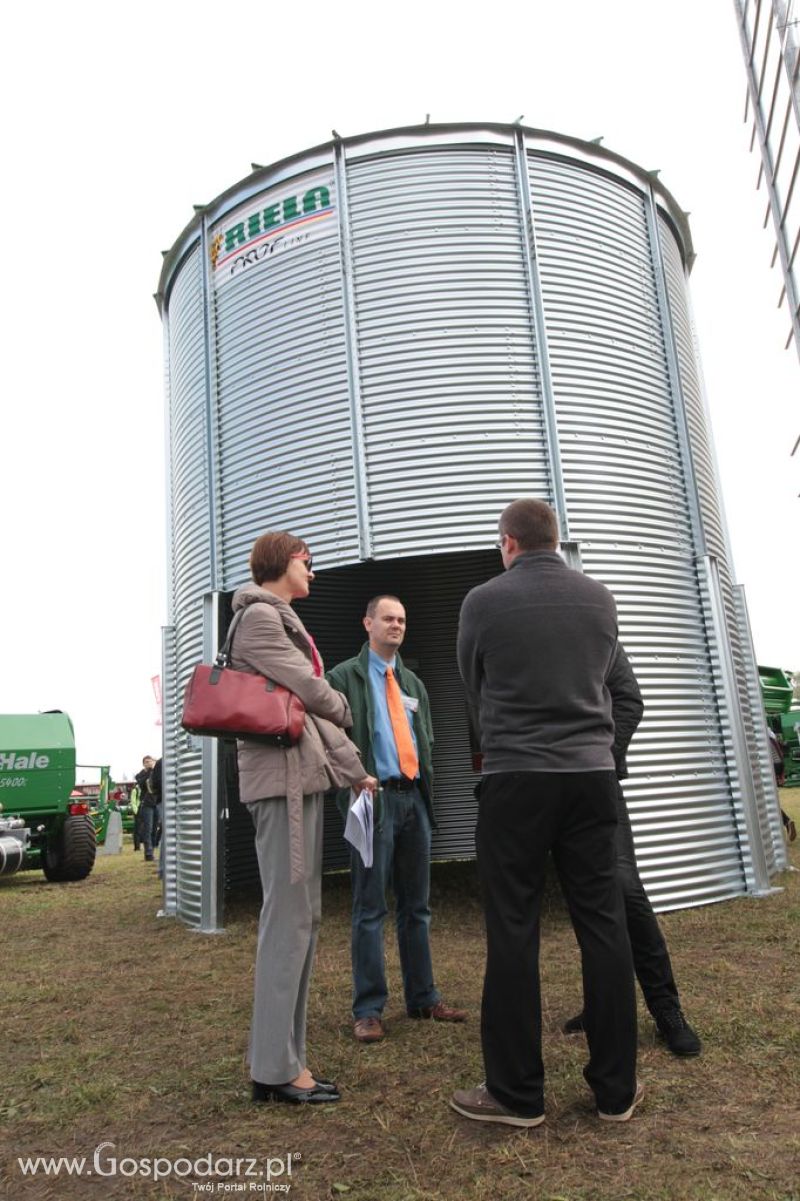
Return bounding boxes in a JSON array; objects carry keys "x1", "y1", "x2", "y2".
[{"x1": 326, "y1": 642, "x2": 436, "y2": 829}]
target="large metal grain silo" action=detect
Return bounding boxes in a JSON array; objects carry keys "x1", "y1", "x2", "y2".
[{"x1": 156, "y1": 122, "x2": 786, "y2": 932}]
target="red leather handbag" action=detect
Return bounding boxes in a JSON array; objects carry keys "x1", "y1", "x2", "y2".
[{"x1": 181, "y1": 610, "x2": 306, "y2": 746}]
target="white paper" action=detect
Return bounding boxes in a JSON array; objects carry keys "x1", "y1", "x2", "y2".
[{"x1": 344, "y1": 788, "x2": 374, "y2": 868}]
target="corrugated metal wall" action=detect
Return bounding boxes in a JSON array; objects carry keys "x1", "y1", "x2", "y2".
[
  {"x1": 346, "y1": 147, "x2": 549, "y2": 553},
  {"x1": 213, "y1": 167, "x2": 362, "y2": 578},
  {"x1": 158, "y1": 125, "x2": 784, "y2": 928},
  {"x1": 733, "y1": 586, "x2": 787, "y2": 869},
  {"x1": 525, "y1": 157, "x2": 750, "y2": 908},
  {"x1": 657, "y1": 213, "x2": 786, "y2": 879},
  {"x1": 653, "y1": 216, "x2": 783, "y2": 874},
  {"x1": 161, "y1": 624, "x2": 178, "y2": 915},
  {"x1": 163, "y1": 245, "x2": 211, "y2": 927}
]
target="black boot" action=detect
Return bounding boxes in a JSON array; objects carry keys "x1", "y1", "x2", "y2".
[{"x1": 654, "y1": 1007, "x2": 702, "y2": 1056}]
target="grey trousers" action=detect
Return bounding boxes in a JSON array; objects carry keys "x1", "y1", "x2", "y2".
[{"x1": 247, "y1": 793, "x2": 324, "y2": 1084}]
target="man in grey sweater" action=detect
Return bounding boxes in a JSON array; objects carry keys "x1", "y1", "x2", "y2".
[{"x1": 451, "y1": 498, "x2": 640, "y2": 1128}]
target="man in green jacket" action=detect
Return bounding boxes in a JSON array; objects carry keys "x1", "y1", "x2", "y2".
[{"x1": 327, "y1": 595, "x2": 467, "y2": 1043}]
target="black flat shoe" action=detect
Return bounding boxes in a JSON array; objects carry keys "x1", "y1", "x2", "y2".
[
  {"x1": 251, "y1": 1080, "x2": 341, "y2": 1104},
  {"x1": 311, "y1": 1077, "x2": 338, "y2": 1093}
]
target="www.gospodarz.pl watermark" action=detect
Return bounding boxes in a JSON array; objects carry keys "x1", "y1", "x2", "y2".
[{"x1": 17, "y1": 1141, "x2": 298, "y2": 1191}]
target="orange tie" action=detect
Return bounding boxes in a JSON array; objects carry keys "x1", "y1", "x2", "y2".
[{"x1": 385, "y1": 667, "x2": 419, "y2": 780}]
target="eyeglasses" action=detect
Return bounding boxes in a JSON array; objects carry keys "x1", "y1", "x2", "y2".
[
  {"x1": 290, "y1": 553, "x2": 314, "y2": 572},
  {"x1": 495, "y1": 534, "x2": 507, "y2": 550}
]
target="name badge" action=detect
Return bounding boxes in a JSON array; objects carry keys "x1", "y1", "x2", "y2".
[{"x1": 402, "y1": 694, "x2": 419, "y2": 713}]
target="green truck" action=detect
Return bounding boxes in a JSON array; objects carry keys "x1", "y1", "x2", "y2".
[{"x1": 0, "y1": 712, "x2": 96, "y2": 880}]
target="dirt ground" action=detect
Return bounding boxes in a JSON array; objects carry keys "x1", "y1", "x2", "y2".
[{"x1": 2, "y1": 792, "x2": 799, "y2": 1201}]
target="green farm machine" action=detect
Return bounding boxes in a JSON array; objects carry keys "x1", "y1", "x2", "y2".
[
  {"x1": 758, "y1": 666, "x2": 800, "y2": 787},
  {"x1": 0, "y1": 712, "x2": 96, "y2": 880},
  {"x1": 72, "y1": 768, "x2": 137, "y2": 843}
]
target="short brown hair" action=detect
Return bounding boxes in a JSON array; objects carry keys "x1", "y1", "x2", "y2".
[
  {"x1": 365, "y1": 594, "x2": 404, "y2": 618},
  {"x1": 499, "y1": 499, "x2": 559, "y2": 551},
  {"x1": 250, "y1": 531, "x2": 309, "y2": 584}
]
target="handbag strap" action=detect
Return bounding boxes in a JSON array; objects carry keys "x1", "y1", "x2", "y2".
[
  {"x1": 216, "y1": 608, "x2": 248, "y2": 668},
  {"x1": 219, "y1": 599, "x2": 314, "y2": 672}
]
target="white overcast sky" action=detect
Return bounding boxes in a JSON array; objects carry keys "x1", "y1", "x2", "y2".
[{"x1": 0, "y1": 0, "x2": 797, "y2": 780}]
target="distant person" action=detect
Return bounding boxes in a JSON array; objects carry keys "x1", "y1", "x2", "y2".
[
  {"x1": 151, "y1": 756, "x2": 163, "y2": 850},
  {"x1": 452, "y1": 498, "x2": 639, "y2": 1127},
  {"x1": 135, "y1": 756, "x2": 158, "y2": 862},
  {"x1": 151, "y1": 757, "x2": 164, "y2": 875},
  {"x1": 327, "y1": 596, "x2": 467, "y2": 1044},
  {"x1": 561, "y1": 644, "x2": 702, "y2": 1056},
  {"x1": 129, "y1": 784, "x2": 142, "y2": 851}
]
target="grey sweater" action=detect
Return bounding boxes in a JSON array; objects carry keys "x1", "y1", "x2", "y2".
[
  {"x1": 457, "y1": 551, "x2": 618, "y2": 773},
  {"x1": 607, "y1": 643, "x2": 644, "y2": 780}
]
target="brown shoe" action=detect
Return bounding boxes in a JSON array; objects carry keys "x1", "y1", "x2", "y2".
[
  {"x1": 353, "y1": 1016, "x2": 385, "y2": 1043},
  {"x1": 450, "y1": 1082, "x2": 544, "y2": 1128},
  {"x1": 409, "y1": 1001, "x2": 468, "y2": 1022}
]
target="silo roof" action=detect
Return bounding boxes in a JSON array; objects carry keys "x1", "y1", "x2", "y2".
[{"x1": 155, "y1": 120, "x2": 694, "y2": 312}]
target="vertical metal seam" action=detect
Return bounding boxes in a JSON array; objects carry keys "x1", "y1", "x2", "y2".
[
  {"x1": 513, "y1": 128, "x2": 572, "y2": 546},
  {"x1": 645, "y1": 189, "x2": 749, "y2": 865},
  {"x1": 162, "y1": 309, "x2": 177, "y2": 627},
  {"x1": 704, "y1": 558, "x2": 776, "y2": 895},
  {"x1": 733, "y1": 584, "x2": 789, "y2": 870},
  {"x1": 200, "y1": 592, "x2": 223, "y2": 932},
  {"x1": 680, "y1": 282, "x2": 741, "y2": 574},
  {"x1": 333, "y1": 140, "x2": 372, "y2": 558},
  {"x1": 644, "y1": 188, "x2": 708, "y2": 558},
  {"x1": 164, "y1": 249, "x2": 208, "y2": 930},
  {"x1": 199, "y1": 217, "x2": 221, "y2": 588},
  {"x1": 160, "y1": 622, "x2": 177, "y2": 917},
  {"x1": 677, "y1": 278, "x2": 778, "y2": 882},
  {"x1": 160, "y1": 311, "x2": 178, "y2": 919}
]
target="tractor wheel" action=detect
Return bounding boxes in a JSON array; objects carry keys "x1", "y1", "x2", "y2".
[{"x1": 42, "y1": 816, "x2": 97, "y2": 882}]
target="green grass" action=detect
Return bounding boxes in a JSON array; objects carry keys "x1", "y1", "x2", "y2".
[{"x1": 1, "y1": 792, "x2": 798, "y2": 1200}]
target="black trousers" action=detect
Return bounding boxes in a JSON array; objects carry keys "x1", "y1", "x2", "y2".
[
  {"x1": 476, "y1": 771, "x2": 637, "y2": 1116},
  {"x1": 614, "y1": 782, "x2": 680, "y2": 1016}
]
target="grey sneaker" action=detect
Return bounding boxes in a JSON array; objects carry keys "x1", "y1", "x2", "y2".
[
  {"x1": 597, "y1": 1080, "x2": 645, "y2": 1123},
  {"x1": 450, "y1": 1083, "x2": 545, "y2": 1128},
  {"x1": 654, "y1": 1008, "x2": 702, "y2": 1056}
]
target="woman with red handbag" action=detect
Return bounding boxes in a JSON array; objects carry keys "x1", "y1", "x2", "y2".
[{"x1": 230, "y1": 530, "x2": 377, "y2": 1106}]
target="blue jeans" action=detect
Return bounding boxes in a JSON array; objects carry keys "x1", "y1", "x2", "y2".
[
  {"x1": 140, "y1": 804, "x2": 157, "y2": 859},
  {"x1": 350, "y1": 784, "x2": 439, "y2": 1019}
]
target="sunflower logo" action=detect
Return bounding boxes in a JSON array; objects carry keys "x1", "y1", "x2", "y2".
[{"x1": 210, "y1": 233, "x2": 223, "y2": 269}]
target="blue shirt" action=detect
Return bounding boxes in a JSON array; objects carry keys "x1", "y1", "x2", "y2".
[{"x1": 367, "y1": 649, "x2": 419, "y2": 781}]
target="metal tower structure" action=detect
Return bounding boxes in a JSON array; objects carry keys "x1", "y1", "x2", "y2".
[{"x1": 733, "y1": 0, "x2": 800, "y2": 380}]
